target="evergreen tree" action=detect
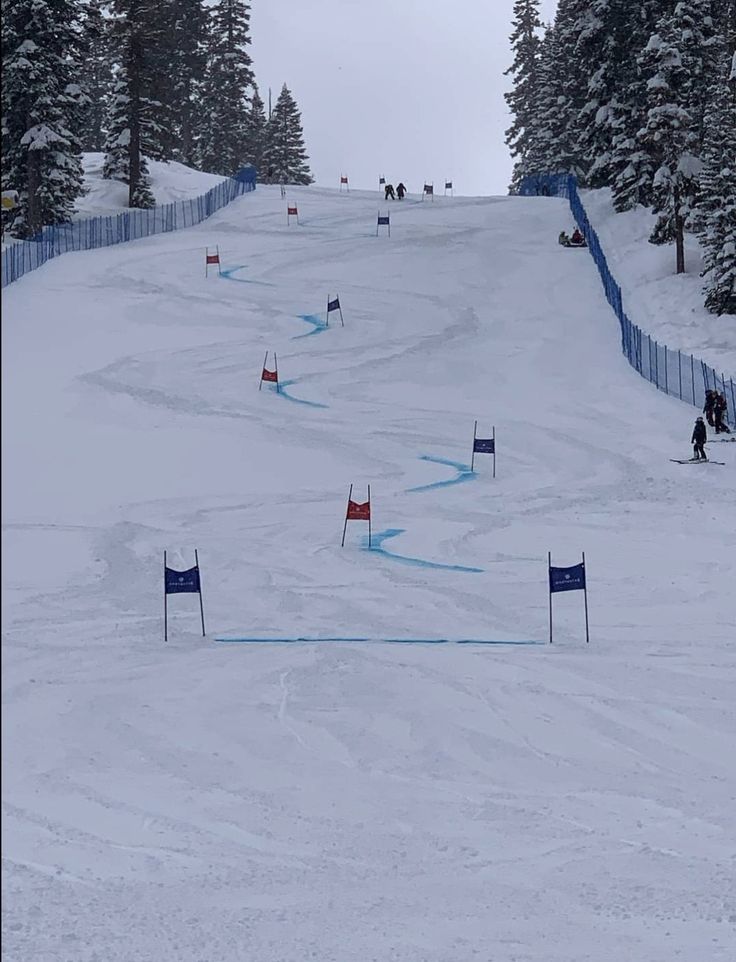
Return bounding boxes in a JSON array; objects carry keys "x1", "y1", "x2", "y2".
[
  {"x1": 262, "y1": 84, "x2": 313, "y2": 185},
  {"x1": 244, "y1": 85, "x2": 267, "y2": 174},
  {"x1": 198, "y1": 0, "x2": 255, "y2": 175},
  {"x1": 607, "y1": 1, "x2": 671, "y2": 211},
  {"x1": 638, "y1": 0, "x2": 719, "y2": 272},
  {"x1": 103, "y1": 0, "x2": 167, "y2": 207},
  {"x1": 698, "y1": 51, "x2": 736, "y2": 313},
  {"x1": 167, "y1": 0, "x2": 208, "y2": 165},
  {"x1": 1, "y1": 0, "x2": 87, "y2": 236},
  {"x1": 504, "y1": 0, "x2": 543, "y2": 192},
  {"x1": 77, "y1": 0, "x2": 112, "y2": 152}
]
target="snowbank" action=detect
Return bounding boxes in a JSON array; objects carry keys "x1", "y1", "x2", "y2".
[
  {"x1": 582, "y1": 187, "x2": 736, "y2": 376},
  {"x1": 76, "y1": 152, "x2": 227, "y2": 218}
]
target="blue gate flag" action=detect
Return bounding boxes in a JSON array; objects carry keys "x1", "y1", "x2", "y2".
[
  {"x1": 549, "y1": 562, "x2": 585, "y2": 593},
  {"x1": 327, "y1": 297, "x2": 340, "y2": 313},
  {"x1": 377, "y1": 215, "x2": 390, "y2": 225},
  {"x1": 445, "y1": 181, "x2": 453, "y2": 190},
  {"x1": 165, "y1": 565, "x2": 201, "y2": 594},
  {"x1": 473, "y1": 437, "x2": 495, "y2": 454}
]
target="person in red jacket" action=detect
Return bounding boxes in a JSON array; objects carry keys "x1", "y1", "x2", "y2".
[{"x1": 571, "y1": 227, "x2": 585, "y2": 245}]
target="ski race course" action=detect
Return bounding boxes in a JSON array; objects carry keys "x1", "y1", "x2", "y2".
[{"x1": 3, "y1": 185, "x2": 735, "y2": 961}]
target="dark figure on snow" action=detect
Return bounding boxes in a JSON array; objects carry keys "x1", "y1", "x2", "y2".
[
  {"x1": 384, "y1": 183, "x2": 395, "y2": 201},
  {"x1": 396, "y1": 182, "x2": 406, "y2": 200},
  {"x1": 703, "y1": 389, "x2": 716, "y2": 426},
  {"x1": 571, "y1": 228, "x2": 585, "y2": 246},
  {"x1": 714, "y1": 392, "x2": 731, "y2": 434},
  {"x1": 558, "y1": 231, "x2": 570, "y2": 246},
  {"x1": 691, "y1": 416, "x2": 708, "y2": 460}
]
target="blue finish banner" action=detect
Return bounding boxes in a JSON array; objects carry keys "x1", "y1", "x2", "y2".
[
  {"x1": 165, "y1": 565, "x2": 201, "y2": 594},
  {"x1": 549, "y1": 562, "x2": 586, "y2": 593}
]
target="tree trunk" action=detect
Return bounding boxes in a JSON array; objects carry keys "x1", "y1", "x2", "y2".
[
  {"x1": 26, "y1": 146, "x2": 42, "y2": 237},
  {"x1": 128, "y1": 37, "x2": 142, "y2": 207},
  {"x1": 674, "y1": 184, "x2": 685, "y2": 275}
]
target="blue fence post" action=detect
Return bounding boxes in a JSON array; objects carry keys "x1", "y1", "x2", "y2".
[{"x1": 678, "y1": 350, "x2": 682, "y2": 400}]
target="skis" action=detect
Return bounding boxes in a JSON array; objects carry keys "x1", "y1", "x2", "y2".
[{"x1": 670, "y1": 458, "x2": 726, "y2": 465}]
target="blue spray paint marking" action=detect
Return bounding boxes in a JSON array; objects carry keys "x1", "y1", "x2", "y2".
[
  {"x1": 264, "y1": 380, "x2": 328, "y2": 409},
  {"x1": 406, "y1": 455, "x2": 475, "y2": 493},
  {"x1": 293, "y1": 314, "x2": 328, "y2": 339},
  {"x1": 215, "y1": 637, "x2": 541, "y2": 645},
  {"x1": 364, "y1": 528, "x2": 483, "y2": 573},
  {"x1": 220, "y1": 266, "x2": 275, "y2": 287}
]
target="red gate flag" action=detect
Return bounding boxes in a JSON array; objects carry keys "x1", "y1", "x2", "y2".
[
  {"x1": 342, "y1": 484, "x2": 372, "y2": 547},
  {"x1": 340, "y1": 175, "x2": 348, "y2": 184},
  {"x1": 347, "y1": 499, "x2": 370, "y2": 520},
  {"x1": 288, "y1": 205, "x2": 298, "y2": 215},
  {"x1": 259, "y1": 351, "x2": 279, "y2": 391},
  {"x1": 205, "y1": 246, "x2": 221, "y2": 276}
]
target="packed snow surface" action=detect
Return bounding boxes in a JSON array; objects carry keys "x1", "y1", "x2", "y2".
[
  {"x1": 582, "y1": 187, "x2": 736, "y2": 374},
  {"x1": 2, "y1": 184, "x2": 735, "y2": 961}
]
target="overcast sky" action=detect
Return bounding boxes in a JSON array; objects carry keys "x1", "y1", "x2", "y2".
[{"x1": 251, "y1": 0, "x2": 558, "y2": 196}]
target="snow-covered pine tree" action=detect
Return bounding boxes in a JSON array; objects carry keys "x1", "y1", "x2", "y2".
[
  {"x1": 504, "y1": 0, "x2": 543, "y2": 192},
  {"x1": 103, "y1": 0, "x2": 167, "y2": 207},
  {"x1": 166, "y1": 0, "x2": 208, "y2": 166},
  {"x1": 262, "y1": 84, "x2": 313, "y2": 185},
  {"x1": 638, "y1": 0, "x2": 720, "y2": 273},
  {"x1": 531, "y1": 0, "x2": 590, "y2": 180},
  {"x1": 1, "y1": 0, "x2": 87, "y2": 236},
  {"x1": 197, "y1": 0, "x2": 254, "y2": 176},
  {"x1": 77, "y1": 0, "x2": 112, "y2": 152},
  {"x1": 698, "y1": 50, "x2": 736, "y2": 313},
  {"x1": 607, "y1": 1, "x2": 671, "y2": 211},
  {"x1": 244, "y1": 86, "x2": 267, "y2": 174},
  {"x1": 523, "y1": 26, "x2": 559, "y2": 177}
]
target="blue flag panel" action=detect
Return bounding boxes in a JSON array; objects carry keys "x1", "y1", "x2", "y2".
[
  {"x1": 165, "y1": 565, "x2": 201, "y2": 594},
  {"x1": 327, "y1": 298, "x2": 340, "y2": 312},
  {"x1": 377, "y1": 215, "x2": 390, "y2": 225},
  {"x1": 549, "y1": 562, "x2": 585, "y2": 593},
  {"x1": 473, "y1": 438, "x2": 495, "y2": 454}
]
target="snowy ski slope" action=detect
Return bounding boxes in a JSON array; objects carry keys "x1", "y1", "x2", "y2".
[{"x1": 2, "y1": 185, "x2": 735, "y2": 961}]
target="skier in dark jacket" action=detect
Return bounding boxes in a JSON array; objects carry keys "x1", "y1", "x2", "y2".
[
  {"x1": 713, "y1": 392, "x2": 731, "y2": 433},
  {"x1": 703, "y1": 389, "x2": 716, "y2": 426},
  {"x1": 384, "y1": 183, "x2": 395, "y2": 201},
  {"x1": 691, "y1": 416, "x2": 707, "y2": 460},
  {"x1": 396, "y1": 182, "x2": 406, "y2": 200}
]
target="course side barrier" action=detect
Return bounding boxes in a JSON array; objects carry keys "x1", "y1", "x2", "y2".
[
  {"x1": 519, "y1": 172, "x2": 735, "y2": 427},
  {"x1": 1, "y1": 165, "x2": 256, "y2": 289}
]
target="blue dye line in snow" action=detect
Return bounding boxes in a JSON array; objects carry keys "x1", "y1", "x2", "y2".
[
  {"x1": 215, "y1": 637, "x2": 541, "y2": 646},
  {"x1": 293, "y1": 314, "x2": 328, "y2": 339},
  {"x1": 220, "y1": 266, "x2": 275, "y2": 287},
  {"x1": 364, "y1": 528, "x2": 483, "y2": 573},
  {"x1": 264, "y1": 380, "x2": 328, "y2": 409},
  {"x1": 406, "y1": 455, "x2": 475, "y2": 493}
]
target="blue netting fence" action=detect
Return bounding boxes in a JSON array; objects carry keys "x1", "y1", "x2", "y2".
[
  {"x1": 519, "y1": 172, "x2": 735, "y2": 427},
  {"x1": 1, "y1": 165, "x2": 256, "y2": 289}
]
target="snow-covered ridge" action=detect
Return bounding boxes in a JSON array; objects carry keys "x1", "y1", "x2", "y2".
[
  {"x1": 76, "y1": 153, "x2": 228, "y2": 219},
  {"x1": 582, "y1": 188, "x2": 736, "y2": 375}
]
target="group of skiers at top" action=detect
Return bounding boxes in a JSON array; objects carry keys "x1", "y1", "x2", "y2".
[
  {"x1": 384, "y1": 183, "x2": 407, "y2": 201},
  {"x1": 691, "y1": 390, "x2": 731, "y2": 460}
]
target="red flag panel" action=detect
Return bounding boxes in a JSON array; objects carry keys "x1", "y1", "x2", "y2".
[
  {"x1": 347, "y1": 500, "x2": 370, "y2": 520},
  {"x1": 340, "y1": 176, "x2": 348, "y2": 184},
  {"x1": 206, "y1": 253, "x2": 220, "y2": 264},
  {"x1": 287, "y1": 206, "x2": 298, "y2": 215},
  {"x1": 261, "y1": 368, "x2": 278, "y2": 382}
]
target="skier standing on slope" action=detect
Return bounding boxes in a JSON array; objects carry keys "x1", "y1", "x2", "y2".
[
  {"x1": 691, "y1": 417, "x2": 708, "y2": 460},
  {"x1": 384, "y1": 183, "x2": 395, "y2": 201},
  {"x1": 713, "y1": 393, "x2": 731, "y2": 434},
  {"x1": 396, "y1": 182, "x2": 407, "y2": 200},
  {"x1": 703, "y1": 389, "x2": 716, "y2": 426}
]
